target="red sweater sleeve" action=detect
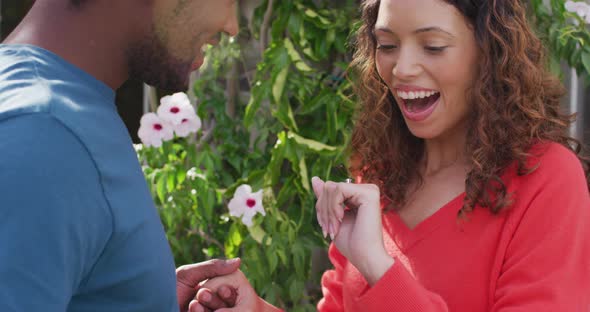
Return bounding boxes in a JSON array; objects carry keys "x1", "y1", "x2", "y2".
[
  {"x1": 317, "y1": 244, "x2": 347, "y2": 312},
  {"x1": 317, "y1": 244, "x2": 450, "y2": 311},
  {"x1": 355, "y1": 260, "x2": 449, "y2": 311},
  {"x1": 490, "y1": 146, "x2": 590, "y2": 310}
]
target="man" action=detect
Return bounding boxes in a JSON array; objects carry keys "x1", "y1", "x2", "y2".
[{"x1": 0, "y1": 0, "x2": 245, "y2": 311}]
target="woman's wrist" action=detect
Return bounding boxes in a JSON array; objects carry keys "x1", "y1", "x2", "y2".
[
  {"x1": 256, "y1": 296, "x2": 282, "y2": 312},
  {"x1": 358, "y1": 250, "x2": 395, "y2": 286}
]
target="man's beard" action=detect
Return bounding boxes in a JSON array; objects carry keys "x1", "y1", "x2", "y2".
[{"x1": 126, "y1": 33, "x2": 191, "y2": 92}]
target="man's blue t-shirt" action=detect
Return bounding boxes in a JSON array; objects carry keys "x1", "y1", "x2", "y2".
[{"x1": 0, "y1": 44, "x2": 178, "y2": 312}]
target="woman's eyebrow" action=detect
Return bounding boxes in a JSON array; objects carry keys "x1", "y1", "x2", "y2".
[{"x1": 374, "y1": 26, "x2": 455, "y2": 38}]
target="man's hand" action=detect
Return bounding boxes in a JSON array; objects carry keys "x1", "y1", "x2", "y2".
[
  {"x1": 176, "y1": 258, "x2": 241, "y2": 312},
  {"x1": 190, "y1": 270, "x2": 282, "y2": 312}
]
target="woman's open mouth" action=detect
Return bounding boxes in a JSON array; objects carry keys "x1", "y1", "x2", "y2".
[{"x1": 396, "y1": 90, "x2": 440, "y2": 122}]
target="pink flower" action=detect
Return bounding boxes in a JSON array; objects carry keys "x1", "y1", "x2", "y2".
[
  {"x1": 228, "y1": 184, "x2": 265, "y2": 227},
  {"x1": 137, "y1": 113, "x2": 174, "y2": 148},
  {"x1": 157, "y1": 92, "x2": 197, "y2": 126}
]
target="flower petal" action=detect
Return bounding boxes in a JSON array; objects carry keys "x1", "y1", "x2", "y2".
[
  {"x1": 158, "y1": 92, "x2": 196, "y2": 125},
  {"x1": 173, "y1": 115, "x2": 201, "y2": 137},
  {"x1": 241, "y1": 215, "x2": 254, "y2": 227},
  {"x1": 138, "y1": 113, "x2": 173, "y2": 146},
  {"x1": 228, "y1": 197, "x2": 246, "y2": 217},
  {"x1": 234, "y1": 184, "x2": 253, "y2": 198}
]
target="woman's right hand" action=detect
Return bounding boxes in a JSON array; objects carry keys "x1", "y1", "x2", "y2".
[{"x1": 312, "y1": 177, "x2": 394, "y2": 285}]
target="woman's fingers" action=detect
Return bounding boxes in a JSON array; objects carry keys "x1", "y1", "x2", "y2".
[
  {"x1": 312, "y1": 177, "x2": 328, "y2": 237},
  {"x1": 313, "y1": 177, "x2": 380, "y2": 240},
  {"x1": 188, "y1": 300, "x2": 211, "y2": 312},
  {"x1": 324, "y1": 181, "x2": 349, "y2": 239},
  {"x1": 324, "y1": 181, "x2": 334, "y2": 239},
  {"x1": 195, "y1": 288, "x2": 229, "y2": 310}
]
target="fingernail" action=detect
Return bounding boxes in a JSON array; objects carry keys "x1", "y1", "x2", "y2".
[
  {"x1": 329, "y1": 223, "x2": 335, "y2": 240},
  {"x1": 226, "y1": 258, "x2": 240, "y2": 265},
  {"x1": 322, "y1": 227, "x2": 327, "y2": 238}
]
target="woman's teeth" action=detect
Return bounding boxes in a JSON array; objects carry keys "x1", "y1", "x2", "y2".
[{"x1": 397, "y1": 90, "x2": 439, "y2": 100}]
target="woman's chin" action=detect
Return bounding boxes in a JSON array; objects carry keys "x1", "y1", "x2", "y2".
[{"x1": 405, "y1": 121, "x2": 441, "y2": 140}]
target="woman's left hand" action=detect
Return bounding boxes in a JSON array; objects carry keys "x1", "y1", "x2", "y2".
[{"x1": 312, "y1": 177, "x2": 395, "y2": 285}]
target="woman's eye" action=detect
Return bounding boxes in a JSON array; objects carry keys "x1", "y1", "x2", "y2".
[
  {"x1": 377, "y1": 44, "x2": 397, "y2": 51},
  {"x1": 425, "y1": 46, "x2": 448, "y2": 53}
]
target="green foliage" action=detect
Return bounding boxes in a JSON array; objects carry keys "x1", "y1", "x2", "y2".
[
  {"x1": 530, "y1": 0, "x2": 590, "y2": 84},
  {"x1": 137, "y1": 0, "x2": 359, "y2": 310}
]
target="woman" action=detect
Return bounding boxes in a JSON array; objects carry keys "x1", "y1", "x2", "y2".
[
  {"x1": 190, "y1": 0, "x2": 590, "y2": 311},
  {"x1": 313, "y1": 0, "x2": 590, "y2": 310}
]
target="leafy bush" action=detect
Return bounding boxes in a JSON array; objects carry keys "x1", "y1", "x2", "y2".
[
  {"x1": 137, "y1": 0, "x2": 359, "y2": 310},
  {"x1": 531, "y1": 0, "x2": 590, "y2": 83}
]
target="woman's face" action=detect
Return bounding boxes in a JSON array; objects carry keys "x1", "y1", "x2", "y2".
[{"x1": 374, "y1": 0, "x2": 479, "y2": 141}]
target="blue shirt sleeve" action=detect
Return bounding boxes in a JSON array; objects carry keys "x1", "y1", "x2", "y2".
[{"x1": 0, "y1": 113, "x2": 113, "y2": 311}]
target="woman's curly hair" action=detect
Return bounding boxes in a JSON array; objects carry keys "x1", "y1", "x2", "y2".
[{"x1": 350, "y1": 0, "x2": 590, "y2": 214}]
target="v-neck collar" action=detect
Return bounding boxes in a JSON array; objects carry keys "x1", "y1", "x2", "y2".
[{"x1": 385, "y1": 192, "x2": 466, "y2": 252}]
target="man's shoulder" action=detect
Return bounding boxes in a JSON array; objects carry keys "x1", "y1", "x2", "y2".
[
  {"x1": 0, "y1": 113, "x2": 97, "y2": 176},
  {"x1": 0, "y1": 50, "x2": 53, "y2": 119}
]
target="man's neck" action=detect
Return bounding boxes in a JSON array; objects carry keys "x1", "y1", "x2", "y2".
[{"x1": 3, "y1": 0, "x2": 130, "y2": 90}]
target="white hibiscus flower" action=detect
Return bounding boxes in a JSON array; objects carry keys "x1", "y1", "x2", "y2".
[
  {"x1": 565, "y1": 1, "x2": 590, "y2": 22},
  {"x1": 137, "y1": 113, "x2": 174, "y2": 148},
  {"x1": 157, "y1": 92, "x2": 197, "y2": 126},
  {"x1": 174, "y1": 114, "x2": 202, "y2": 137},
  {"x1": 228, "y1": 184, "x2": 265, "y2": 227}
]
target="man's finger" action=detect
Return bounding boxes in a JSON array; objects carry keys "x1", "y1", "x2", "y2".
[
  {"x1": 177, "y1": 258, "x2": 241, "y2": 287},
  {"x1": 195, "y1": 288, "x2": 229, "y2": 309}
]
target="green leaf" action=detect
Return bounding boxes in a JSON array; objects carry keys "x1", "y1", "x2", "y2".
[
  {"x1": 288, "y1": 131, "x2": 338, "y2": 152},
  {"x1": 247, "y1": 224, "x2": 271, "y2": 245},
  {"x1": 285, "y1": 38, "x2": 312, "y2": 72},
  {"x1": 266, "y1": 247, "x2": 278, "y2": 273},
  {"x1": 277, "y1": 248, "x2": 288, "y2": 266},
  {"x1": 228, "y1": 222, "x2": 243, "y2": 246},
  {"x1": 176, "y1": 169, "x2": 186, "y2": 186},
  {"x1": 288, "y1": 279, "x2": 305, "y2": 302},
  {"x1": 298, "y1": 154, "x2": 310, "y2": 192},
  {"x1": 265, "y1": 132, "x2": 287, "y2": 186},
  {"x1": 327, "y1": 28, "x2": 336, "y2": 45},
  {"x1": 582, "y1": 52, "x2": 590, "y2": 75},
  {"x1": 244, "y1": 96, "x2": 261, "y2": 128},
  {"x1": 299, "y1": 89, "x2": 330, "y2": 115},
  {"x1": 292, "y1": 243, "x2": 305, "y2": 276},
  {"x1": 167, "y1": 171, "x2": 175, "y2": 193},
  {"x1": 273, "y1": 98, "x2": 299, "y2": 131},
  {"x1": 570, "y1": 47, "x2": 582, "y2": 67},
  {"x1": 273, "y1": 67, "x2": 289, "y2": 103},
  {"x1": 156, "y1": 173, "x2": 167, "y2": 204},
  {"x1": 326, "y1": 99, "x2": 338, "y2": 140}
]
